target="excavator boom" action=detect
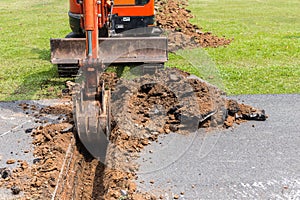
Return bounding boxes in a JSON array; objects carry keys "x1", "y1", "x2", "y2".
[{"x1": 50, "y1": 0, "x2": 167, "y2": 160}]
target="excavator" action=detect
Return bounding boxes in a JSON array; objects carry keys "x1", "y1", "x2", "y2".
[{"x1": 50, "y1": 0, "x2": 168, "y2": 161}]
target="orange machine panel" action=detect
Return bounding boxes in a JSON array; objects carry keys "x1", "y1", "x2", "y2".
[
  {"x1": 70, "y1": 0, "x2": 154, "y2": 17},
  {"x1": 69, "y1": 0, "x2": 81, "y2": 14},
  {"x1": 113, "y1": 0, "x2": 154, "y2": 16},
  {"x1": 114, "y1": 0, "x2": 135, "y2": 5}
]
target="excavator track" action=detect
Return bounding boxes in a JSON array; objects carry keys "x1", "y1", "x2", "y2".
[{"x1": 57, "y1": 64, "x2": 79, "y2": 77}]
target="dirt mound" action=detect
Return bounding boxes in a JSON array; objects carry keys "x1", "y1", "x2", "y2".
[
  {"x1": 155, "y1": 0, "x2": 232, "y2": 50},
  {"x1": 112, "y1": 68, "x2": 265, "y2": 135}
]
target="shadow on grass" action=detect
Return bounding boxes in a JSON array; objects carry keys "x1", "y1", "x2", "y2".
[
  {"x1": 31, "y1": 48, "x2": 51, "y2": 61},
  {"x1": 6, "y1": 67, "x2": 70, "y2": 101}
]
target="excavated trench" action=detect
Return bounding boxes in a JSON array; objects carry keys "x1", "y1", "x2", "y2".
[{"x1": 0, "y1": 68, "x2": 266, "y2": 199}]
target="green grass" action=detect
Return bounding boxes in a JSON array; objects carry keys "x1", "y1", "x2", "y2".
[
  {"x1": 0, "y1": 0, "x2": 299, "y2": 100},
  {"x1": 0, "y1": 0, "x2": 70, "y2": 100},
  {"x1": 186, "y1": 0, "x2": 300, "y2": 94}
]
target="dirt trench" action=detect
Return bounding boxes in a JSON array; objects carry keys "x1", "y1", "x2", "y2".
[{"x1": 0, "y1": 68, "x2": 266, "y2": 199}]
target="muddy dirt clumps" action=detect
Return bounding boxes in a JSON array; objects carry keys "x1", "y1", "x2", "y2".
[
  {"x1": 155, "y1": 0, "x2": 232, "y2": 51},
  {"x1": 112, "y1": 68, "x2": 266, "y2": 135}
]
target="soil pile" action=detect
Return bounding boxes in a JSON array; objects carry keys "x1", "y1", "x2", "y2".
[
  {"x1": 155, "y1": 0, "x2": 232, "y2": 50},
  {"x1": 112, "y1": 68, "x2": 266, "y2": 137}
]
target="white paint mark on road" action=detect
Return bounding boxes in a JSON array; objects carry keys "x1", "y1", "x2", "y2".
[
  {"x1": 236, "y1": 178, "x2": 300, "y2": 199},
  {"x1": 0, "y1": 120, "x2": 31, "y2": 137},
  {"x1": 0, "y1": 115, "x2": 16, "y2": 120}
]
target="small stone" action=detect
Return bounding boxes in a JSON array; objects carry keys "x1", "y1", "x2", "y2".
[
  {"x1": 25, "y1": 128, "x2": 33, "y2": 133},
  {"x1": 43, "y1": 132, "x2": 52, "y2": 141},
  {"x1": 169, "y1": 124, "x2": 178, "y2": 132},
  {"x1": 60, "y1": 124, "x2": 73, "y2": 133},
  {"x1": 11, "y1": 185, "x2": 21, "y2": 195},
  {"x1": 20, "y1": 161, "x2": 29, "y2": 170},
  {"x1": 158, "y1": 128, "x2": 164, "y2": 134},
  {"x1": 33, "y1": 158, "x2": 42, "y2": 164},
  {"x1": 0, "y1": 168, "x2": 11, "y2": 179},
  {"x1": 141, "y1": 139, "x2": 149, "y2": 145},
  {"x1": 174, "y1": 194, "x2": 179, "y2": 199},
  {"x1": 62, "y1": 88, "x2": 70, "y2": 94},
  {"x1": 150, "y1": 180, "x2": 155, "y2": 184},
  {"x1": 169, "y1": 74, "x2": 179, "y2": 81},
  {"x1": 120, "y1": 189, "x2": 128, "y2": 196},
  {"x1": 6, "y1": 159, "x2": 16, "y2": 164},
  {"x1": 49, "y1": 178, "x2": 56, "y2": 187},
  {"x1": 164, "y1": 128, "x2": 171, "y2": 134}
]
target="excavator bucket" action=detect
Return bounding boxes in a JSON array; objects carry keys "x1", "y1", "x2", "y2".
[{"x1": 50, "y1": 37, "x2": 168, "y2": 65}]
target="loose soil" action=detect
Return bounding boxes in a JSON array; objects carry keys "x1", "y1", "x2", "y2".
[
  {"x1": 155, "y1": 0, "x2": 232, "y2": 51},
  {"x1": 0, "y1": 69, "x2": 266, "y2": 199}
]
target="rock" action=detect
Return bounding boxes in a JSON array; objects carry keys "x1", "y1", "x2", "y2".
[
  {"x1": 25, "y1": 128, "x2": 33, "y2": 133},
  {"x1": 49, "y1": 177, "x2": 56, "y2": 187},
  {"x1": 120, "y1": 189, "x2": 128, "y2": 196},
  {"x1": 6, "y1": 159, "x2": 16, "y2": 164},
  {"x1": 141, "y1": 139, "x2": 149, "y2": 145},
  {"x1": 20, "y1": 161, "x2": 29, "y2": 170},
  {"x1": 43, "y1": 132, "x2": 52, "y2": 141},
  {"x1": 0, "y1": 168, "x2": 11, "y2": 179},
  {"x1": 33, "y1": 158, "x2": 42, "y2": 164},
  {"x1": 11, "y1": 185, "x2": 21, "y2": 195},
  {"x1": 60, "y1": 123, "x2": 73, "y2": 133},
  {"x1": 169, "y1": 124, "x2": 178, "y2": 132}
]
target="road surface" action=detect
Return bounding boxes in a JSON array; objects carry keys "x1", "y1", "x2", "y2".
[{"x1": 136, "y1": 94, "x2": 300, "y2": 199}]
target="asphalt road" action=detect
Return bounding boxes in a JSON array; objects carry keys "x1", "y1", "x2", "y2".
[
  {"x1": 136, "y1": 94, "x2": 300, "y2": 199},
  {"x1": 0, "y1": 99, "x2": 68, "y2": 199},
  {"x1": 0, "y1": 95, "x2": 299, "y2": 199}
]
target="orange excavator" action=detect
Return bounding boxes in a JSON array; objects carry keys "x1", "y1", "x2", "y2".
[{"x1": 50, "y1": 0, "x2": 168, "y2": 160}]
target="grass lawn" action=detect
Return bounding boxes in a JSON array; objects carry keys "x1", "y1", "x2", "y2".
[
  {"x1": 187, "y1": 0, "x2": 300, "y2": 94},
  {"x1": 0, "y1": 0, "x2": 299, "y2": 100},
  {"x1": 0, "y1": 0, "x2": 70, "y2": 101}
]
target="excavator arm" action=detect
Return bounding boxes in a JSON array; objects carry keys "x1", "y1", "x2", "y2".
[{"x1": 50, "y1": 0, "x2": 168, "y2": 160}]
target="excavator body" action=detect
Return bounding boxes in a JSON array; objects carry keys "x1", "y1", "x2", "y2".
[{"x1": 50, "y1": 0, "x2": 168, "y2": 160}]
